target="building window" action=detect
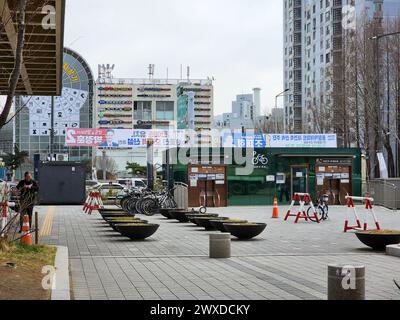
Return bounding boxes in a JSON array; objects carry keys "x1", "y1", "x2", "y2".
[
  {"x1": 134, "y1": 101, "x2": 152, "y2": 121},
  {"x1": 156, "y1": 101, "x2": 174, "y2": 121}
]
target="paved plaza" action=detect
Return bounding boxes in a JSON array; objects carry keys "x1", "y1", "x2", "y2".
[{"x1": 37, "y1": 205, "x2": 400, "y2": 300}]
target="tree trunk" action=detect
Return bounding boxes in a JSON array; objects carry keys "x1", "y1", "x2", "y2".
[
  {"x1": 383, "y1": 134, "x2": 395, "y2": 177},
  {"x1": 0, "y1": 0, "x2": 27, "y2": 130}
]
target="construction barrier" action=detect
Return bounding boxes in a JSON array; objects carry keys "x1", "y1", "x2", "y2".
[
  {"x1": 284, "y1": 193, "x2": 320, "y2": 223},
  {"x1": 0, "y1": 201, "x2": 15, "y2": 236},
  {"x1": 344, "y1": 195, "x2": 381, "y2": 233},
  {"x1": 83, "y1": 191, "x2": 104, "y2": 215}
]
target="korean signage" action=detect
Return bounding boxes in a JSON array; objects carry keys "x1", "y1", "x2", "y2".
[
  {"x1": 65, "y1": 128, "x2": 185, "y2": 148},
  {"x1": 223, "y1": 134, "x2": 337, "y2": 148}
]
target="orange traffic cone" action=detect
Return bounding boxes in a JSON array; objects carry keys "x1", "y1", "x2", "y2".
[
  {"x1": 272, "y1": 197, "x2": 279, "y2": 219},
  {"x1": 20, "y1": 214, "x2": 32, "y2": 246}
]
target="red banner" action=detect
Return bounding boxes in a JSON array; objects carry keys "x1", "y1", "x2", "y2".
[{"x1": 65, "y1": 128, "x2": 106, "y2": 147}]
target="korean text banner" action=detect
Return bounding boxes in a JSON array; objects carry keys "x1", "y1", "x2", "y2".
[
  {"x1": 65, "y1": 128, "x2": 185, "y2": 148},
  {"x1": 222, "y1": 133, "x2": 337, "y2": 148}
]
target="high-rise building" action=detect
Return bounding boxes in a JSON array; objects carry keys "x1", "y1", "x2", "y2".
[
  {"x1": 93, "y1": 76, "x2": 214, "y2": 174},
  {"x1": 283, "y1": 0, "x2": 400, "y2": 135},
  {"x1": 0, "y1": 113, "x2": 14, "y2": 155},
  {"x1": 215, "y1": 88, "x2": 262, "y2": 131}
]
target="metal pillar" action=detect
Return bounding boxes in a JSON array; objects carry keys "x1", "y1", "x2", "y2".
[{"x1": 147, "y1": 139, "x2": 154, "y2": 190}]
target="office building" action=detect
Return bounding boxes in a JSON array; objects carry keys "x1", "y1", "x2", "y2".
[
  {"x1": 94, "y1": 75, "x2": 214, "y2": 174},
  {"x1": 216, "y1": 88, "x2": 262, "y2": 131}
]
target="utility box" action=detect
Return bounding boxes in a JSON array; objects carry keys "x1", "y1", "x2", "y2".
[{"x1": 38, "y1": 162, "x2": 86, "y2": 205}]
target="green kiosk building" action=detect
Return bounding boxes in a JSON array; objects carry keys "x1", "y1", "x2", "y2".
[{"x1": 168, "y1": 147, "x2": 362, "y2": 207}]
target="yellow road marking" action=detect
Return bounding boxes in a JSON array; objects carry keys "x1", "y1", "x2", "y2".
[{"x1": 39, "y1": 206, "x2": 55, "y2": 237}]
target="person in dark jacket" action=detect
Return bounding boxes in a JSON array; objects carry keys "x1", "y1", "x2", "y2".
[{"x1": 16, "y1": 171, "x2": 39, "y2": 232}]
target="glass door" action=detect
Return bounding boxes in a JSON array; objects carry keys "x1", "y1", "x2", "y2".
[{"x1": 291, "y1": 166, "x2": 309, "y2": 195}]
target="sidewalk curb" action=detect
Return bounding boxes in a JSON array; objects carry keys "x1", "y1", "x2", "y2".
[
  {"x1": 52, "y1": 246, "x2": 70, "y2": 300},
  {"x1": 387, "y1": 244, "x2": 400, "y2": 258}
]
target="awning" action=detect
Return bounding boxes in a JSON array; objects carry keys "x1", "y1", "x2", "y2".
[
  {"x1": 228, "y1": 176, "x2": 265, "y2": 182},
  {"x1": 275, "y1": 153, "x2": 354, "y2": 158},
  {"x1": 0, "y1": 0, "x2": 65, "y2": 96}
]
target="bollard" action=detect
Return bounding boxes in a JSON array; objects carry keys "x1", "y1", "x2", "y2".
[
  {"x1": 35, "y1": 211, "x2": 39, "y2": 245},
  {"x1": 328, "y1": 264, "x2": 365, "y2": 300},
  {"x1": 209, "y1": 233, "x2": 231, "y2": 259}
]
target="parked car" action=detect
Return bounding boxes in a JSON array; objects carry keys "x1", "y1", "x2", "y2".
[
  {"x1": 94, "y1": 182, "x2": 128, "y2": 201},
  {"x1": 117, "y1": 178, "x2": 147, "y2": 190},
  {"x1": 85, "y1": 180, "x2": 100, "y2": 194}
]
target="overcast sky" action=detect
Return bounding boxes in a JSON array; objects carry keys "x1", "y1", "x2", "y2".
[{"x1": 63, "y1": 0, "x2": 283, "y2": 116}]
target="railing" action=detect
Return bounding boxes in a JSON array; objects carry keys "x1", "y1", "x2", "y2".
[{"x1": 363, "y1": 180, "x2": 399, "y2": 211}]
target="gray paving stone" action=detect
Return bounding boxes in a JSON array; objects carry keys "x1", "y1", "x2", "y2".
[{"x1": 37, "y1": 205, "x2": 400, "y2": 300}]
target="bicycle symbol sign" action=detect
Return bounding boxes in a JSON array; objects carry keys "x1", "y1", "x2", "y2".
[{"x1": 252, "y1": 151, "x2": 269, "y2": 166}]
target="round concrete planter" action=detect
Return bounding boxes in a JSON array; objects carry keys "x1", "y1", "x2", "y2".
[
  {"x1": 355, "y1": 230, "x2": 400, "y2": 251},
  {"x1": 188, "y1": 214, "x2": 219, "y2": 225},
  {"x1": 195, "y1": 217, "x2": 229, "y2": 230},
  {"x1": 115, "y1": 224, "x2": 160, "y2": 240},
  {"x1": 170, "y1": 210, "x2": 191, "y2": 223},
  {"x1": 103, "y1": 214, "x2": 132, "y2": 221},
  {"x1": 224, "y1": 223, "x2": 267, "y2": 240},
  {"x1": 107, "y1": 218, "x2": 147, "y2": 231},
  {"x1": 210, "y1": 219, "x2": 248, "y2": 232},
  {"x1": 160, "y1": 208, "x2": 174, "y2": 219},
  {"x1": 98, "y1": 208, "x2": 127, "y2": 215}
]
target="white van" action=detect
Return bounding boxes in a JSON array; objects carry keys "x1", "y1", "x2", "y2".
[{"x1": 117, "y1": 178, "x2": 147, "y2": 190}]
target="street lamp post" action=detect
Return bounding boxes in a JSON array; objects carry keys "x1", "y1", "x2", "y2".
[{"x1": 275, "y1": 89, "x2": 290, "y2": 133}]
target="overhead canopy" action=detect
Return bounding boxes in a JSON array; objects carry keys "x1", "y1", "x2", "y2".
[{"x1": 0, "y1": 0, "x2": 65, "y2": 96}]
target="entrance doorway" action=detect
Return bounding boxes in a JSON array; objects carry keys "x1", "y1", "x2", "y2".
[
  {"x1": 187, "y1": 165, "x2": 228, "y2": 208},
  {"x1": 291, "y1": 166, "x2": 308, "y2": 195},
  {"x1": 315, "y1": 158, "x2": 353, "y2": 205}
]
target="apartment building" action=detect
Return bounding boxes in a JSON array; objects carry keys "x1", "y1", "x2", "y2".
[{"x1": 283, "y1": 0, "x2": 400, "y2": 135}]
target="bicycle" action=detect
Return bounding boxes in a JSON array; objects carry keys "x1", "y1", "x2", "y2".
[
  {"x1": 119, "y1": 187, "x2": 177, "y2": 216},
  {"x1": 307, "y1": 194, "x2": 329, "y2": 222}
]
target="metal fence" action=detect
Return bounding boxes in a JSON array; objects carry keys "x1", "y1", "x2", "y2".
[
  {"x1": 362, "y1": 179, "x2": 400, "y2": 211},
  {"x1": 174, "y1": 182, "x2": 188, "y2": 210}
]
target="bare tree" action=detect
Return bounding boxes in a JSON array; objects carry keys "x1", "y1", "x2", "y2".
[
  {"x1": 0, "y1": 0, "x2": 27, "y2": 130},
  {"x1": 95, "y1": 155, "x2": 118, "y2": 180}
]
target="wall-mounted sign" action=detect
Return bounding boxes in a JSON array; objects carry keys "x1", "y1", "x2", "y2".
[
  {"x1": 63, "y1": 62, "x2": 79, "y2": 82},
  {"x1": 23, "y1": 87, "x2": 88, "y2": 136},
  {"x1": 223, "y1": 134, "x2": 337, "y2": 148},
  {"x1": 316, "y1": 158, "x2": 353, "y2": 166}
]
